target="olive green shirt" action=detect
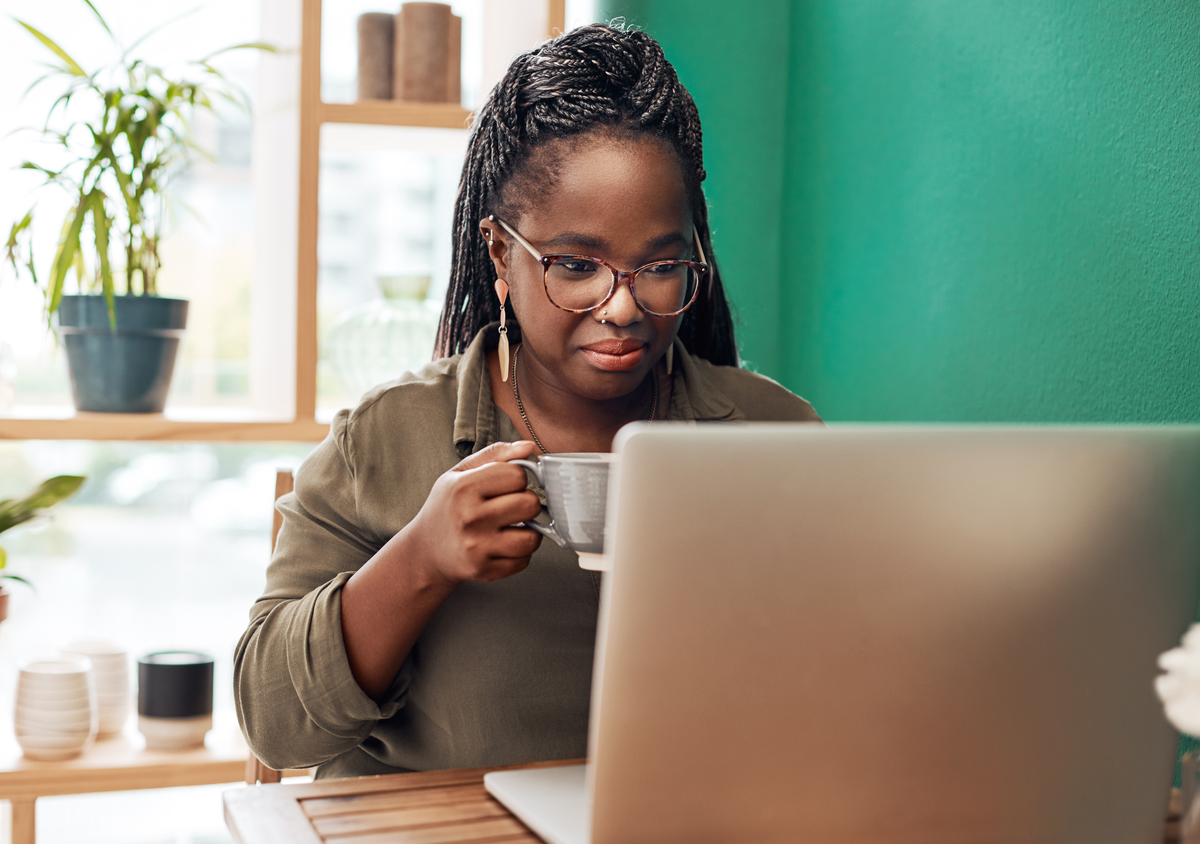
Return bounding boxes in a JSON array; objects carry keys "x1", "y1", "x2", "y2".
[{"x1": 233, "y1": 325, "x2": 821, "y2": 778}]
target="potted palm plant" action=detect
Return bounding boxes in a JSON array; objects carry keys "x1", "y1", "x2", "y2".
[
  {"x1": 3, "y1": 3, "x2": 272, "y2": 413},
  {"x1": 0, "y1": 475, "x2": 85, "y2": 624}
]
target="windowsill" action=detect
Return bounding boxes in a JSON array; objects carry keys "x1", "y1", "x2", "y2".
[{"x1": 0, "y1": 407, "x2": 329, "y2": 442}]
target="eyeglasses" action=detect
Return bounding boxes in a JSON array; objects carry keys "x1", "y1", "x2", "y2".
[{"x1": 490, "y1": 216, "x2": 709, "y2": 318}]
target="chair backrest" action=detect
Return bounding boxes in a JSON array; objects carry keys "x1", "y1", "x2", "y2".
[{"x1": 244, "y1": 469, "x2": 294, "y2": 786}]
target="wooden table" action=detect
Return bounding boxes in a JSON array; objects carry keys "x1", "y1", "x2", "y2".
[
  {"x1": 0, "y1": 716, "x2": 307, "y2": 844},
  {"x1": 223, "y1": 758, "x2": 582, "y2": 844},
  {"x1": 225, "y1": 759, "x2": 1185, "y2": 844}
]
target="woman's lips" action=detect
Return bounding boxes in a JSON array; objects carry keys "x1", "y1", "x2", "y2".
[{"x1": 581, "y1": 340, "x2": 646, "y2": 371}]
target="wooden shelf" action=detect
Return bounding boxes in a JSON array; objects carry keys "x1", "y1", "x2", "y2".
[
  {"x1": 0, "y1": 716, "x2": 309, "y2": 844},
  {"x1": 0, "y1": 720, "x2": 261, "y2": 800},
  {"x1": 320, "y1": 100, "x2": 473, "y2": 130},
  {"x1": 0, "y1": 415, "x2": 329, "y2": 442}
]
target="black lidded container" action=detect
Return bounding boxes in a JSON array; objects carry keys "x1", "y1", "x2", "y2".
[{"x1": 138, "y1": 651, "x2": 214, "y2": 718}]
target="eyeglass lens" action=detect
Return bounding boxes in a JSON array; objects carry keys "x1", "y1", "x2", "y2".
[{"x1": 545, "y1": 258, "x2": 700, "y2": 315}]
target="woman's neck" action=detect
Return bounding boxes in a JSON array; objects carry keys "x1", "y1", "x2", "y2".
[{"x1": 488, "y1": 344, "x2": 669, "y2": 454}]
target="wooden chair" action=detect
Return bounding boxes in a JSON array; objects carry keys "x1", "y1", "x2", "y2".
[{"x1": 243, "y1": 469, "x2": 293, "y2": 786}]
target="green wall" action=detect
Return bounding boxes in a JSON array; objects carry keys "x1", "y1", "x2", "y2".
[{"x1": 600, "y1": 0, "x2": 1200, "y2": 422}]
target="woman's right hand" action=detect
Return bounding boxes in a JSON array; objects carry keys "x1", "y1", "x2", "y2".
[
  {"x1": 404, "y1": 440, "x2": 544, "y2": 586},
  {"x1": 341, "y1": 439, "x2": 542, "y2": 699}
]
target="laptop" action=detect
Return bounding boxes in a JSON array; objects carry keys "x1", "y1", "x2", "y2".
[{"x1": 486, "y1": 424, "x2": 1200, "y2": 844}]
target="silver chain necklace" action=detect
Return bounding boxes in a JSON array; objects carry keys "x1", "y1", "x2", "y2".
[{"x1": 510, "y1": 342, "x2": 658, "y2": 454}]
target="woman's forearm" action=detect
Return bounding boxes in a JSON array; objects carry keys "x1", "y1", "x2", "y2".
[{"x1": 340, "y1": 526, "x2": 458, "y2": 700}]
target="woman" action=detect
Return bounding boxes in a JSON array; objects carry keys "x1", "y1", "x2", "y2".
[{"x1": 234, "y1": 22, "x2": 820, "y2": 779}]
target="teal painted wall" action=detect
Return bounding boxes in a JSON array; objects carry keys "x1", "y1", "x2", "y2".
[{"x1": 600, "y1": 1, "x2": 1200, "y2": 422}]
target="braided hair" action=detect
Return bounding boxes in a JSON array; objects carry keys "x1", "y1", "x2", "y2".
[{"x1": 434, "y1": 22, "x2": 738, "y2": 366}]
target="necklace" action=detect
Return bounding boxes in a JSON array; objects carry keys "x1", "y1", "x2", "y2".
[{"x1": 511, "y1": 343, "x2": 658, "y2": 454}]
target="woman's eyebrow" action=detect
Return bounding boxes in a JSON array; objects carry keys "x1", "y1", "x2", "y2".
[{"x1": 540, "y1": 231, "x2": 689, "y2": 253}]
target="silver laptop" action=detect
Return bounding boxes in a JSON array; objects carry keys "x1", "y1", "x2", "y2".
[{"x1": 486, "y1": 425, "x2": 1200, "y2": 844}]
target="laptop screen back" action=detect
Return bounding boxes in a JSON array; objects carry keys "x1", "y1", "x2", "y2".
[{"x1": 588, "y1": 425, "x2": 1200, "y2": 844}]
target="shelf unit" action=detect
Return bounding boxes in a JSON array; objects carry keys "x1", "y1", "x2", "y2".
[{"x1": 0, "y1": 0, "x2": 565, "y2": 442}]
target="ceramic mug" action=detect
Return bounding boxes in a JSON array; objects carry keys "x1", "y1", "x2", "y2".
[{"x1": 512, "y1": 453, "x2": 613, "y2": 562}]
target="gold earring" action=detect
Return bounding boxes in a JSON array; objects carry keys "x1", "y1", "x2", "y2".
[{"x1": 495, "y1": 279, "x2": 510, "y2": 379}]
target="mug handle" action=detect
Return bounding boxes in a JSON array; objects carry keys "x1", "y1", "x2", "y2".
[
  {"x1": 510, "y1": 459, "x2": 569, "y2": 548},
  {"x1": 509, "y1": 459, "x2": 543, "y2": 486}
]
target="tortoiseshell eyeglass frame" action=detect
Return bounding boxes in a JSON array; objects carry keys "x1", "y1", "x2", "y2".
[{"x1": 487, "y1": 215, "x2": 710, "y2": 318}]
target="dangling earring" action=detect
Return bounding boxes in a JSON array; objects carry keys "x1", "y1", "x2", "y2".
[
  {"x1": 665, "y1": 343, "x2": 674, "y2": 376},
  {"x1": 495, "y1": 279, "x2": 510, "y2": 380}
]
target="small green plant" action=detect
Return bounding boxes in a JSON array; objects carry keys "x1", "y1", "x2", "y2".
[
  {"x1": 2, "y1": 1, "x2": 273, "y2": 327},
  {"x1": 0, "y1": 475, "x2": 86, "y2": 589}
]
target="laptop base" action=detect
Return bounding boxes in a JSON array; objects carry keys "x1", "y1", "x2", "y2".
[{"x1": 484, "y1": 764, "x2": 590, "y2": 844}]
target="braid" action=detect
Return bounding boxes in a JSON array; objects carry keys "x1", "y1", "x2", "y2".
[{"x1": 435, "y1": 22, "x2": 738, "y2": 366}]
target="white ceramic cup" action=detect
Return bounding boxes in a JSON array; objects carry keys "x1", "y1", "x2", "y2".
[
  {"x1": 62, "y1": 642, "x2": 129, "y2": 736},
  {"x1": 511, "y1": 453, "x2": 613, "y2": 557},
  {"x1": 15, "y1": 658, "x2": 97, "y2": 760}
]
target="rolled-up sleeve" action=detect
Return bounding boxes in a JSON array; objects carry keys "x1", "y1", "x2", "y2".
[{"x1": 233, "y1": 411, "x2": 410, "y2": 771}]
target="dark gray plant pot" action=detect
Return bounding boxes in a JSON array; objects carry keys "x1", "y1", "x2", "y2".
[{"x1": 57, "y1": 295, "x2": 189, "y2": 413}]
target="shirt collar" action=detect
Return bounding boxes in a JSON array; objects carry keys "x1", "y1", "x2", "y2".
[
  {"x1": 665, "y1": 337, "x2": 747, "y2": 423},
  {"x1": 453, "y1": 324, "x2": 746, "y2": 456},
  {"x1": 453, "y1": 323, "x2": 508, "y2": 458}
]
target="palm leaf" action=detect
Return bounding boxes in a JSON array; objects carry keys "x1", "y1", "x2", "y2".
[
  {"x1": 6, "y1": 210, "x2": 33, "y2": 254},
  {"x1": 199, "y1": 41, "x2": 276, "y2": 63},
  {"x1": 46, "y1": 197, "x2": 86, "y2": 319},
  {"x1": 82, "y1": 0, "x2": 118, "y2": 45},
  {"x1": 72, "y1": 242, "x2": 88, "y2": 290},
  {"x1": 120, "y1": 7, "x2": 201, "y2": 61},
  {"x1": 0, "y1": 476, "x2": 85, "y2": 523},
  {"x1": 15, "y1": 20, "x2": 87, "y2": 77},
  {"x1": 5, "y1": 209, "x2": 34, "y2": 279},
  {"x1": 1, "y1": 573, "x2": 35, "y2": 592},
  {"x1": 21, "y1": 71, "x2": 61, "y2": 100},
  {"x1": 88, "y1": 190, "x2": 116, "y2": 328},
  {"x1": 0, "y1": 511, "x2": 36, "y2": 534},
  {"x1": 20, "y1": 162, "x2": 62, "y2": 184}
]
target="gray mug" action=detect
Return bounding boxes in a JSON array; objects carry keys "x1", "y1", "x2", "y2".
[{"x1": 511, "y1": 453, "x2": 613, "y2": 556}]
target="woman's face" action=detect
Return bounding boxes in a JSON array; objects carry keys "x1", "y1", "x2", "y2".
[{"x1": 483, "y1": 133, "x2": 693, "y2": 404}]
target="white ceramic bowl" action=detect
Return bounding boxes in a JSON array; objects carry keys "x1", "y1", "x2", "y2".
[
  {"x1": 16, "y1": 733, "x2": 89, "y2": 761},
  {"x1": 91, "y1": 666, "x2": 128, "y2": 680},
  {"x1": 96, "y1": 717, "x2": 127, "y2": 736},
  {"x1": 20, "y1": 657, "x2": 92, "y2": 678},
  {"x1": 17, "y1": 676, "x2": 91, "y2": 697},
  {"x1": 90, "y1": 676, "x2": 125, "y2": 691},
  {"x1": 14, "y1": 706, "x2": 93, "y2": 731},
  {"x1": 15, "y1": 689, "x2": 93, "y2": 709},
  {"x1": 84, "y1": 660, "x2": 127, "y2": 672},
  {"x1": 15, "y1": 704, "x2": 93, "y2": 724},
  {"x1": 96, "y1": 701, "x2": 128, "y2": 733},
  {"x1": 15, "y1": 727, "x2": 91, "y2": 743},
  {"x1": 17, "y1": 664, "x2": 92, "y2": 696},
  {"x1": 14, "y1": 730, "x2": 90, "y2": 748},
  {"x1": 15, "y1": 725, "x2": 92, "y2": 742},
  {"x1": 62, "y1": 640, "x2": 125, "y2": 658},
  {"x1": 94, "y1": 681, "x2": 131, "y2": 696},
  {"x1": 18, "y1": 747, "x2": 85, "y2": 761}
]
